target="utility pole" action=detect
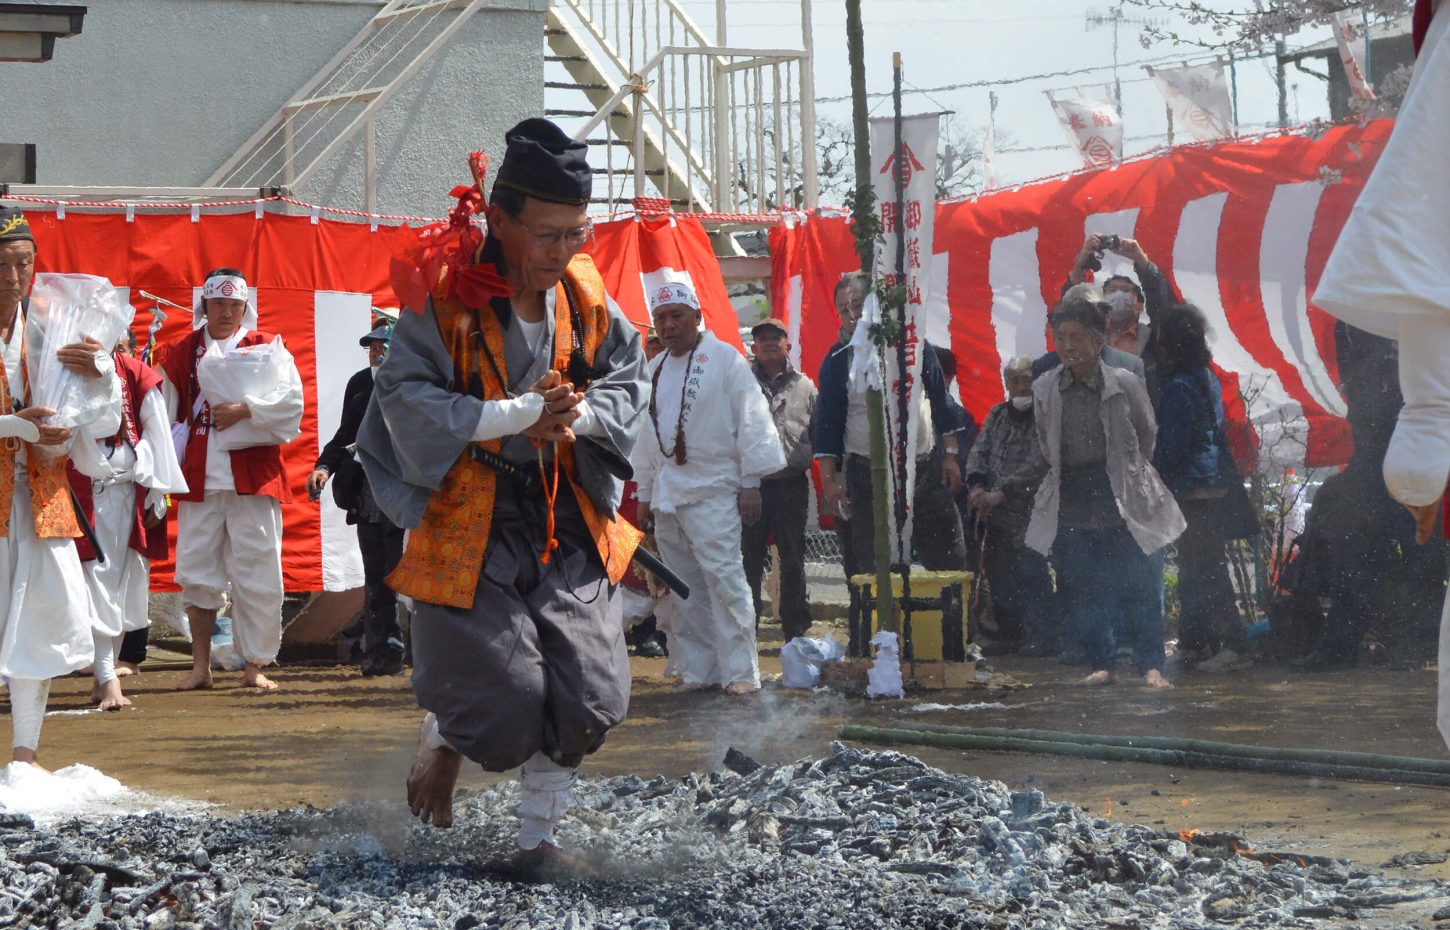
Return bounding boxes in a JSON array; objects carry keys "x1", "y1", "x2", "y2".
[{"x1": 845, "y1": 0, "x2": 896, "y2": 639}]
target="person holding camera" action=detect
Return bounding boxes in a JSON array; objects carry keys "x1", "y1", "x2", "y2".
[
  {"x1": 1065, "y1": 234, "x2": 1178, "y2": 402},
  {"x1": 307, "y1": 316, "x2": 406, "y2": 677}
]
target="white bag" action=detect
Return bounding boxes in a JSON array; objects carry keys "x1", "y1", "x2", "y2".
[
  {"x1": 25, "y1": 274, "x2": 134, "y2": 429},
  {"x1": 195, "y1": 337, "x2": 293, "y2": 452},
  {"x1": 779, "y1": 633, "x2": 846, "y2": 689}
]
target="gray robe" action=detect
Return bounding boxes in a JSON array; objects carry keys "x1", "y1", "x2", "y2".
[{"x1": 354, "y1": 285, "x2": 648, "y2": 771}]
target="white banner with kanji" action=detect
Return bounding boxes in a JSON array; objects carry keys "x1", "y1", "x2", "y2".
[
  {"x1": 1148, "y1": 60, "x2": 1235, "y2": 142},
  {"x1": 1047, "y1": 87, "x2": 1123, "y2": 168},
  {"x1": 868, "y1": 112, "x2": 939, "y2": 562},
  {"x1": 1331, "y1": 12, "x2": 1376, "y2": 101}
]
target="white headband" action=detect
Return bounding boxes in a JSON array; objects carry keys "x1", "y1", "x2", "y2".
[
  {"x1": 201, "y1": 274, "x2": 250, "y2": 303},
  {"x1": 649, "y1": 282, "x2": 699, "y2": 313}
]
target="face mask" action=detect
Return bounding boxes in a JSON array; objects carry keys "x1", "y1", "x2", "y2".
[{"x1": 1011, "y1": 395, "x2": 1034, "y2": 411}]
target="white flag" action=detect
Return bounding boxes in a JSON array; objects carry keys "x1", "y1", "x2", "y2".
[
  {"x1": 982, "y1": 91, "x2": 1000, "y2": 191},
  {"x1": 1046, "y1": 88, "x2": 1122, "y2": 169},
  {"x1": 1331, "y1": 12, "x2": 1376, "y2": 101},
  {"x1": 1147, "y1": 60, "x2": 1235, "y2": 143},
  {"x1": 868, "y1": 112, "x2": 939, "y2": 563}
]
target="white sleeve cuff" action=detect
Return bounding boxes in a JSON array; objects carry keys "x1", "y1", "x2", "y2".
[
  {"x1": 572, "y1": 399, "x2": 604, "y2": 437},
  {"x1": 0, "y1": 414, "x2": 39, "y2": 443},
  {"x1": 472, "y1": 393, "x2": 545, "y2": 442},
  {"x1": 740, "y1": 477, "x2": 762, "y2": 490}
]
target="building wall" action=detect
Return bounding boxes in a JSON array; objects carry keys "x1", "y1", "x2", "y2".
[{"x1": 0, "y1": 0, "x2": 546, "y2": 217}]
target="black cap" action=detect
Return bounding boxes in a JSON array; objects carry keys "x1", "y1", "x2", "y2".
[
  {"x1": 492, "y1": 118, "x2": 593, "y2": 206},
  {"x1": 0, "y1": 206, "x2": 33, "y2": 244},
  {"x1": 751, "y1": 318, "x2": 789, "y2": 339},
  {"x1": 359, "y1": 322, "x2": 393, "y2": 346}
]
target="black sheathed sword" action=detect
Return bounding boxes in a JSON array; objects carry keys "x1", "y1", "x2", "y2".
[
  {"x1": 67, "y1": 484, "x2": 105, "y2": 564},
  {"x1": 631, "y1": 544, "x2": 689, "y2": 601}
]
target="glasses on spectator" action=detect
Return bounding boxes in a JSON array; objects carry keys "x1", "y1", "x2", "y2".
[{"x1": 511, "y1": 217, "x2": 594, "y2": 250}]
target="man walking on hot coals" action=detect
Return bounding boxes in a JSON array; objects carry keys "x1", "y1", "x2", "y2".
[
  {"x1": 634, "y1": 281, "x2": 785, "y2": 695},
  {"x1": 740, "y1": 317, "x2": 816, "y2": 643},
  {"x1": 357, "y1": 119, "x2": 649, "y2": 878}
]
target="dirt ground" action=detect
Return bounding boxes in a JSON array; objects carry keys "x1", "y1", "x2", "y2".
[{"x1": 23, "y1": 622, "x2": 1450, "y2": 922}]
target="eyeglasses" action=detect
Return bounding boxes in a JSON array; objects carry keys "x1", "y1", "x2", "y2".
[{"x1": 509, "y1": 217, "x2": 594, "y2": 250}]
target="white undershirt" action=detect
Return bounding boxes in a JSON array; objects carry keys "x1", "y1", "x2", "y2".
[{"x1": 516, "y1": 317, "x2": 547, "y2": 359}]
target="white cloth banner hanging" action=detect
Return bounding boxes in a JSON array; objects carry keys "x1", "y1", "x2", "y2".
[
  {"x1": 1147, "y1": 60, "x2": 1236, "y2": 142},
  {"x1": 982, "y1": 91, "x2": 1000, "y2": 191},
  {"x1": 868, "y1": 111, "x2": 939, "y2": 563},
  {"x1": 1046, "y1": 87, "x2": 1122, "y2": 168},
  {"x1": 1331, "y1": 12, "x2": 1376, "y2": 101}
]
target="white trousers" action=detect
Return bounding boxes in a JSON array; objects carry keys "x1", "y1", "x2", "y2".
[
  {"x1": 84, "y1": 479, "x2": 152, "y2": 638},
  {"x1": 653, "y1": 493, "x2": 760, "y2": 688},
  {"x1": 176, "y1": 491, "x2": 284, "y2": 665},
  {"x1": 92, "y1": 629, "x2": 122, "y2": 686},
  {"x1": 9, "y1": 677, "x2": 49, "y2": 751}
]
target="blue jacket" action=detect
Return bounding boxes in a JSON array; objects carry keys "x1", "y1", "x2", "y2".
[
  {"x1": 1153, "y1": 366, "x2": 1226, "y2": 496},
  {"x1": 814, "y1": 340, "x2": 964, "y2": 462}
]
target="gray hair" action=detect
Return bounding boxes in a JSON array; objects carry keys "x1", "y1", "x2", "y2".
[
  {"x1": 1003, "y1": 355, "x2": 1034, "y2": 376},
  {"x1": 1061, "y1": 282, "x2": 1103, "y2": 305}
]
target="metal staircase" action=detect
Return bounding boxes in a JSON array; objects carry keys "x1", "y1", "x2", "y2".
[
  {"x1": 205, "y1": 0, "x2": 490, "y2": 212},
  {"x1": 543, "y1": 0, "x2": 819, "y2": 218}
]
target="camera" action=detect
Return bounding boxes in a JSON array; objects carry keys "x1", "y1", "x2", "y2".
[{"x1": 1082, "y1": 234, "x2": 1121, "y2": 272}]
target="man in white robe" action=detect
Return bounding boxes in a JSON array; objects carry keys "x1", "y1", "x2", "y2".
[
  {"x1": 155, "y1": 269, "x2": 304, "y2": 691},
  {"x1": 0, "y1": 206, "x2": 122, "y2": 766},
  {"x1": 77, "y1": 338, "x2": 188, "y2": 710},
  {"x1": 1314, "y1": 0, "x2": 1450, "y2": 746},
  {"x1": 633, "y1": 281, "x2": 786, "y2": 694}
]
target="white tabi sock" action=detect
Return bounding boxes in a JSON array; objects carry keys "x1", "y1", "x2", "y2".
[
  {"x1": 9, "y1": 678, "x2": 51, "y2": 751},
  {"x1": 516, "y1": 751, "x2": 578, "y2": 851},
  {"x1": 92, "y1": 631, "x2": 122, "y2": 686}
]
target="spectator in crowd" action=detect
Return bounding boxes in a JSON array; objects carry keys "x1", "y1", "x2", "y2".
[
  {"x1": 1152, "y1": 304, "x2": 1251, "y2": 671},
  {"x1": 634, "y1": 280, "x2": 785, "y2": 695},
  {"x1": 1026, "y1": 300, "x2": 1185, "y2": 688},
  {"x1": 965, "y1": 356, "x2": 1053, "y2": 656},
  {"x1": 741, "y1": 318, "x2": 817, "y2": 643},
  {"x1": 156, "y1": 268, "x2": 305, "y2": 692},
  {"x1": 71, "y1": 330, "x2": 188, "y2": 710},
  {"x1": 819, "y1": 272, "x2": 869, "y2": 578},
  {"x1": 1065, "y1": 234, "x2": 1177, "y2": 401},
  {"x1": 932, "y1": 345, "x2": 979, "y2": 541},
  {"x1": 307, "y1": 317, "x2": 406, "y2": 677},
  {"x1": 816, "y1": 282, "x2": 967, "y2": 576},
  {"x1": 0, "y1": 206, "x2": 123, "y2": 766},
  {"x1": 1033, "y1": 284, "x2": 1146, "y2": 382}
]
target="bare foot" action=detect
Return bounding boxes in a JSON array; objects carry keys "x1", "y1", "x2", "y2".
[
  {"x1": 1079, "y1": 670, "x2": 1118, "y2": 687},
  {"x1": 407, "y1": 715, "x2": 462, "y2": 828},
  {"x1": 240, "y1": 666, "x2": 279, "y2": 691},
  {"x1": 10, "y1": 748, "x2": 47, "y2": 772},
  {"x1": 116, "y1": 662, "x2": 140, "y2": 678},
  {"x1": 1143, "y1": 669, "x2": 1173, "y2": 690},
  {"x1": 94, "y1": 679, "x2": 133, "y2": 712},
  {"x1": 724, "y1": 681, "x2": 759, "y2": 695},
  {"x1": 174, "y1": 667, "x2": 214, "y2": 691}
]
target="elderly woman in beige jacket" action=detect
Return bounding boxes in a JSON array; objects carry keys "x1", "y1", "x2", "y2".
[{"x1": 1027, "y1": 300, "x2": 1185, "y2": 688}]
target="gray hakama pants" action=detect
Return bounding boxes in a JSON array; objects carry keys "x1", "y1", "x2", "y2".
[{"x1": 410, "y1": 491, "x2": 631, "y2": 772}]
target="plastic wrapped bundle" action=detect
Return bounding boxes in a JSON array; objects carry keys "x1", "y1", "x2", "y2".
[
  {"x1": 196, "y1": 336, "x2": 297, "y2": 451},
  {"x1": 25, "y1": 274, "x2": 134, "y2": 429}
]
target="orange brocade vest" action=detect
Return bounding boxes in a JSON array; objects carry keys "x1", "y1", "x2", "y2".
[
  {"x1": 386, "y1": 255, "x2": 642, "y2": 609},
  {"x1": 0, "y1": 337, "x2": 80, "y2": 540}
]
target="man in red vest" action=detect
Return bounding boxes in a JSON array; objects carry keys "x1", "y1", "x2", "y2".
[{"x1": 155, "y1": 268, "x2": 303, "y2": 691}]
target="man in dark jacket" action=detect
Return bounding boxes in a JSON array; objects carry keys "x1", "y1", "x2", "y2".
[
  {"x1": 815, "y1": 280, "x2": 968, "y2": 576},
  {"x1": 307, "y1": 319, "x2": 405, "y2": 676}
]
